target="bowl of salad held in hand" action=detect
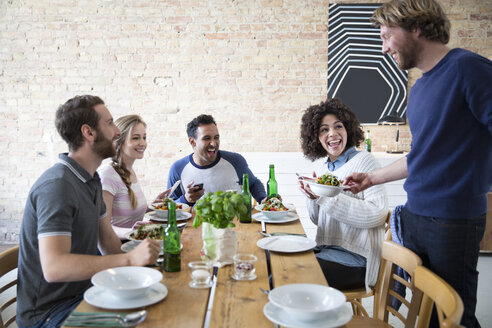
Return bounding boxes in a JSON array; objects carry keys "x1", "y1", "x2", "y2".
[
  {"x1": 305, "y1": 173, "x2": 345, "y2": 197},
  {"x1": 255, "y1": 197, "x2": 295, "y2": 220}
]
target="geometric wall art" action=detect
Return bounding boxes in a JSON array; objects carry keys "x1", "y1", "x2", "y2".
[{"x1": 328, "y1": 3, "x2": 408, "y2": 124}]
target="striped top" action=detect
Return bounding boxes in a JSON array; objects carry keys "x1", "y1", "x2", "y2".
[
  {"x1": 307, "y1": 151, "x2": 388, "y2": 291},
  {"x1": 98, "y1": 164, "x2": 147, "y2": 228}
]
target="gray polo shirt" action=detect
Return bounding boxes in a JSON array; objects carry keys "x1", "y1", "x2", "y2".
[{"x1": 17, "y1": 153, "x2": 106, "y2": 326}]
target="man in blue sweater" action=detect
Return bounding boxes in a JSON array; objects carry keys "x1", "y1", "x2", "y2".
[
  {"x1": 345, "y1": 0, "x2": 491, "y2": 327},
  {"x1": 167, "y1": 114, "x2": 266, "y2": 206}
]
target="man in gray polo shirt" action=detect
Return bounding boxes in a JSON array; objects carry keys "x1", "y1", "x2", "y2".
[{"x1": 17, "y1": 95, "x2": 161, "y2": 328}]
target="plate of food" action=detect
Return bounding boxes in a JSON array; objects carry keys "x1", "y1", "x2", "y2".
[
  {"x1": 150, "y1": 198, "x2": 190, "y2": 219},
  {"x1": 254, "y1": 197, "x2": 295, "y2": 220},
  {"x1": 124, "y1": 223, "x2": 165, "y2": 245},
  {"x1": 304, "y1": 174, "x2": 348, "y2": 197}
]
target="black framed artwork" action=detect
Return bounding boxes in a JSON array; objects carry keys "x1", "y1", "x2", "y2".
[{"x1": 327, "y1": 3, "x2": 407, "y2": 124}]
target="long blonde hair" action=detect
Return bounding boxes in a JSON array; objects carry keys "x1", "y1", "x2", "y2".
[{"x1": 112, "y1": 115, "x2": 147, "y2": 210}]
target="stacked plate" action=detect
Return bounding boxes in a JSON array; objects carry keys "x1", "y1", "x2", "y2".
[
  {"x1": 85, "y1": 267, "x2": 168, "y2": 309},
  {"x1": 263, "y1": 284, "x2": 352, "y2": 328}
]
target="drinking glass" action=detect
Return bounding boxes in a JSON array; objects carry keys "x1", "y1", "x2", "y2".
[
  {"x1": 232, "y1": 253, "x2": 257, "y2": 281},
  {"x1": 188, "y1": 261, "x2": 213, "y2": 288}
]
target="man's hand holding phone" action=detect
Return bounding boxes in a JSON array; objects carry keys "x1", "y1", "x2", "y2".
[{"x1": 184, "y1": 181, "x2": 205, "y2": 203}]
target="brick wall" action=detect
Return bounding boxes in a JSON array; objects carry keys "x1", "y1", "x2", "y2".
[{"x1": 0, "y1": 0, "x2": 490, "y2": 243}]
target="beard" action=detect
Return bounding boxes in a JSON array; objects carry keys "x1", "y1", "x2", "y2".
[
  {"x1": 92, "y1": 131, "x2": 116, "y2": 159},
  {"x1": 396, "y1": 36, "x2": 421, "y2": 70}
]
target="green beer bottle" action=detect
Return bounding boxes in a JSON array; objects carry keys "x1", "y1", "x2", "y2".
[
  {"x1": 239, "y1": 174, "x2": 252, "y2": 223},
  {"x1": 163, "y1": 202, "x2": 181, "y2": 272},
  {"x1": 267, "y1": 164, "x2": 278, "y2": 199},
  {"x1": 365, "y1": 130, "x2": 372, "y2": 152}
]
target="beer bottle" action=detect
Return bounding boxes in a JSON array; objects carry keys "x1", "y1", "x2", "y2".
[
  {"x1": 364, "y1": 130, "x2": 372, "y2": 152},
  {"x1": 163, "y1": 202, "x2": 181, "y2": 272},
  {"x1": 239, "y1": 174, "x2": 252, "y2": 223},
  {"x1": 266, "y1": 164, "x2": 278, "y2": 199}
]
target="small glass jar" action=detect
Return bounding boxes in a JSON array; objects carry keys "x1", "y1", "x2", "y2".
[
  {"x1": 232, "y1": 253, "x2": 257, "y2": 281},
  {"x1": 188, "y1": 261, "x2": 213, "y2": 288}
]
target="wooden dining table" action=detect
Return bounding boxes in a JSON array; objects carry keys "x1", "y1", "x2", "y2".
[{"x1": 65, "y1": 211, "x2": 391, "y2": 328}]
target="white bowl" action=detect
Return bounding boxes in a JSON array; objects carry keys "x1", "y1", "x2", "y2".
[
  {"x1": 92, "y1": 266, "x2": 162, "y2": 299},
  {"x1": 255, "y1": 203, "x2": 295, "y2": 220},
  {"x1": 305, "y1": 180, "x2": 344, "y2": 197},
  {"x1": 150, "y1": 202, "x2": 189, "y2": 218},
  {"x1": 268, "y1": 284, "x2": 346, "y2": 322}
]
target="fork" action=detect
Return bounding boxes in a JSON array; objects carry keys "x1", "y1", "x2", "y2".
[{"x1": 257, "y1": 230, "x2": 306, "y2": 238}]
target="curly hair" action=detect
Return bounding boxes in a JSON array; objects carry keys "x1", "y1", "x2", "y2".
[
  {"x1": 112, "y1": 115, "x2": 147, "y2": 210},
  {"x1": 371, "y1": 0, "x2": 450, "y2": 44},
  {"x1": 300, "y1": 99, "x2": 364, "y2": 161},
  {"x1": 55, "y1": 95, "x2": 104, "y2": 151},
  {"x1": 187, "y1": 114, "x2": 216, "y2": 139}
]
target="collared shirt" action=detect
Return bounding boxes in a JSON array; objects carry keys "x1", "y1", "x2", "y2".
[
  {"x1": 326, "y1": 147, "x2": 359, "y2": 172},
  {"x1": 17, "y1": 153, "x2": 106, "y2": 326}
]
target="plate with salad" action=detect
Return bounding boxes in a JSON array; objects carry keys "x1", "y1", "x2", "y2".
[{"x1": 255, "y1": 197, "x2": 296, "y2": 220}]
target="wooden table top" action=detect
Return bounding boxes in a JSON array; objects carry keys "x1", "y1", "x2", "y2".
[{"x1": 65, "y1": 212, "x2": 386, "y2": 328}]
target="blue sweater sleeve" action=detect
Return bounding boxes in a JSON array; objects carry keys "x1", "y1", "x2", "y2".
[
  {"x1": 167, "y1": 156, "x2": 191, "y2": 205},
  {"x1": 459, "y1": 53, "x2": 492, "y2": 135},
  {"x1": 220, "y1": 151, "x2": 267, "y2": 203}
]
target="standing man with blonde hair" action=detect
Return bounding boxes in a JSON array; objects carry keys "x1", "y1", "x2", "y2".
[{"x1": 344, "y1": 0, "x2": 492, "y2": 327}]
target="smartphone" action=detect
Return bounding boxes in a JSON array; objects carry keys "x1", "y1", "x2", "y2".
[{"x1": 193, "y1": 183, "x2": 204, "y2": 191}]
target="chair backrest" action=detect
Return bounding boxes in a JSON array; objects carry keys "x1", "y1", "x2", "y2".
[
  {"x1": 415, "y1": 266, "x2": 464, "y2": 328},
  {"x1": 375, "y1": 240, "x2": 423, "y2": 327},
  {"x1": 0, "y1": 246, "x2": 19, "y2": 328},
  {"x1": 385, "y1": 210, "x2": 392, "y2": 241}
]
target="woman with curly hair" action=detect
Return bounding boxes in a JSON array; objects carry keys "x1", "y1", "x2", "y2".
[
  {"x1": 98, "y1": 115, "x2": 169, "y2": 239},
  {"x1": 298, "y1": 98, "x2": 388, "y2": 291}
]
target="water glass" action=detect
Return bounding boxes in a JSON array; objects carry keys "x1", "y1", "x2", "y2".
[
  {"x1": 232, "y1": 253, "x2": 257, "y2": 281},
  {"x1": 188, "y1": 261, "x2": 213, "y2": 288}
]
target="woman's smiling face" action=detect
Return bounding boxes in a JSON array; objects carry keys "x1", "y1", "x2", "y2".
[{"x1": 318, "y1": 114, "x2": 347, "y2": 162}]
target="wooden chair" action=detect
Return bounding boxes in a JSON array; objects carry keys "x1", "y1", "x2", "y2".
[
  {"x1": 344, "y1": 211, "x2": 392, "y2": 317},
  {"x1": 415, "y1": 266, "x2": 464, "y2": 328},
  {"x1": 0, "y1": 246, "x2": 19, "y2": 328},
  {"x1": 373, "y1": 240, "x2": 423, "y2": 327}
]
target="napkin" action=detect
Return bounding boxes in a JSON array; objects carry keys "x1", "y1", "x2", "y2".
[{"x1": 64, "y1": 312, "x2": 127, "y2": 327}]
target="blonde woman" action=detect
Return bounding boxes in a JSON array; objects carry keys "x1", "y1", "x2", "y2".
[{"x1": 98, "y1": 115, "x2": 168, "y2": 239}]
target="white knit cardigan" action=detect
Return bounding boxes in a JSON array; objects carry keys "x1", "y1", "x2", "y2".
[{"x1": 306, "y1": 151, "x2": 388, "y2": 291}]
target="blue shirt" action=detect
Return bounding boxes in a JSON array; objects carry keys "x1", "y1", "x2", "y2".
[
  {"x1": 326, "y1": 147, "x2": 359, "y2": 171},
  {"x1": 405, "y1": 48, "x2": 492, "y2": 218}
]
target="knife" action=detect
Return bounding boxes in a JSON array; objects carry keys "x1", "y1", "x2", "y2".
[
  {"x1": 203, "y1": 266, "x2": 218, "y2": 328},
  {"x1": 168, "y1": 180, "x2": 181, "y2": 199}
]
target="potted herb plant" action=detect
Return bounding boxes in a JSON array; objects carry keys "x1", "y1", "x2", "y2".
[{"x1": 192, "y1": 190, "x2": 248, "y2": 267}]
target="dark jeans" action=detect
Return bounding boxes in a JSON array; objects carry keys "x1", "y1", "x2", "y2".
[
  {"x1": 400, "y1": 206, "x2": 485, "y2": 328},
  {"x1": 18, "y1": 295, "x2": 83, "y2": 328}
]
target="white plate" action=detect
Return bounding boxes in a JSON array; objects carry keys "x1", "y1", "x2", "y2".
[
  {"x1": 145, "y1": 211, "x2": 192, "y2": 222},
  {"x1": 252, "y1": 212, "x2": 299, "y2": 224},
  {"x1": 263, "y1": 301, "x2": 352, "y2": 328},
  {"x1": 121, "y1": 241, "x2": 183, "y2": 254},
  {"x1": 121, "y1": 241, "x2": 164, "y2": 255},
  {"x1": 257, "y1": 235, "x2": 316, "y2": 253},
  {"x1": 84, "y1": 283, "x2": 168, "y2": 310}
]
